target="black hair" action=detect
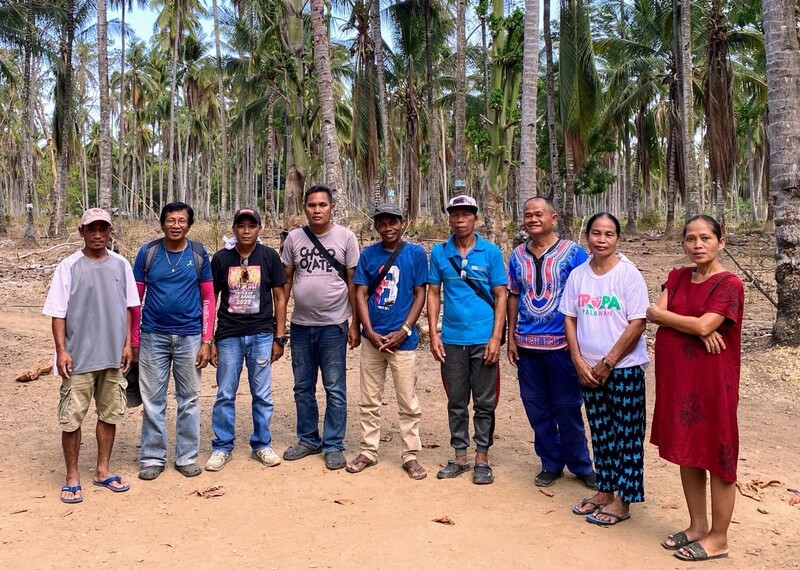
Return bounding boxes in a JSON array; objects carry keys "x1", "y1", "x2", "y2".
[
  {"x1": 522, "y1": 196, "x2": 556, "y2": 213},
  {"x1": 303, "y1": 184, "x2": 334, "y2": 205},
  {"x1": 585, "y1": 212, "x2": 621, "y2": 236},
  {"x1": 683, "y1": 214, "x2": 722, "y2": 240},
  {"x1": 160, "y1": 202, "x2": 194, "y2": 226}
]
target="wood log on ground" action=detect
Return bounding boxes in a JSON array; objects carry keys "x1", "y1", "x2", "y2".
[{"x1": 15, "y1": 362, "x2": 53, "y2": 382}]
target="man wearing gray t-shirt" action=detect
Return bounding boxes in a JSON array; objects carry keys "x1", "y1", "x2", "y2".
[
  {"x1": 43, "y1": 208, "x2": 140, "y2": 504},
  {"x1": 281, "y1": 184, "x2": 360, "y2": 470}
]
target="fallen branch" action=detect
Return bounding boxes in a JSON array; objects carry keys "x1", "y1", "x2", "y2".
[
  {"x1": 15, "y1": 362, "x2": 53, "y2": 382},
  {"x1": 724, "y1": 249, "x2": 778, "y2": 308},
  {"x1": 16, "y1": 241, "x2": 75, "y2": 261}
]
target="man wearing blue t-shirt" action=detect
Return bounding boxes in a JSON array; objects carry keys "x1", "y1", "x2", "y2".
[
  {"x1": 507, "y1": 196, "x2": 595, "y2": 489},
  {"x1": 346, "y1": 204, "x2": 428, "y2": 480},
  {"x1": 427, "y1": 195, "x2": 507, "y2": 485},
  {"x1": 132, "y1": 202, "x2": 216, "y2": 481}
]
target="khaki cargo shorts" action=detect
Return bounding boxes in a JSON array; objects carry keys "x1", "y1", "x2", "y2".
[{"x1": 58, "y1": 368, "x2": 128, "y2": 432}]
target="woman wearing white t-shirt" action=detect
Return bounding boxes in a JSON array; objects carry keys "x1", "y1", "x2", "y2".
[{"x1": 559, "y1": 213, "x2": 650, "y2": 527}]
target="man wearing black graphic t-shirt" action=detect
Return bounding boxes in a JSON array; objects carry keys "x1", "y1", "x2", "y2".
[{"x1": 205, "y1": 207, "x2": 288, "y2": 472}]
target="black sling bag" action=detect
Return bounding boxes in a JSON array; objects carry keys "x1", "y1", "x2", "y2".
[
  {"x1": 302, "y1": 226, "x2": 348, "y2": 284},
  {"x1": 447, "y1": 256, "x2": 506, "y2": 345},
  {"x1": 366, "y1": 241, "x2": 407, "y2": 297}
]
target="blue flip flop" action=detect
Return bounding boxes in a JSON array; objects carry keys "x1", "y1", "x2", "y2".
[
  {"x1": 61, "y1": 484, "x2": 83, "y2": 504},
  {"x1": 92, "y1": 475, "x2": 130, "y2": 493}
]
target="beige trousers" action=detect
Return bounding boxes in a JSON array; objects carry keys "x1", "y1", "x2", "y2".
[{"x1": 358, "y1": 341, "x2": 422, "y2": 463}]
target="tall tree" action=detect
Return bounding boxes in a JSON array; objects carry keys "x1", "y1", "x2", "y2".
[
  {"x1": 518, "y1": 0, "x2": 538, "y2": 216},
  {"x1": 453, "y1": 0, "x2": 466, "y2": 192},
  {"x1": 559, "y1": 0, "x2": 600, "y2": 237},
  {"x1": 763, "y1": 0, "x2": 800, "y2": 345},
  {"x1": 97, "y1": 0, "x2": 112, "y2": 209},
  {"x1": 370, "y1": 0, "x2": 390, "y2": 197},
  {"x1": 424, "y1": 0, "x2": 441, "y2": 217},
  {"x1": 310, "y1": 0, "x2": 345, "y2": 215},
  {"x1": 678, "y1": 0, "x2": 699, "y2": 219},
  {"x1": 210, "y1": 0, "x2": 228, "y2": 217},
  {"x1": 543, "y1": 0, "x2": 560, "y2": 206}
]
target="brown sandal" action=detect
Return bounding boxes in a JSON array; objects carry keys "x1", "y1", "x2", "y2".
[
  {"x1": 345, "y1": 454, "x2": 377, "y2": 473},
  {"x1": 402, "y1": 460, "x2": 428, "y2": 480}
]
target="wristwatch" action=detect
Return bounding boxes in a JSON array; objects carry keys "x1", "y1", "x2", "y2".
[{"x1": 275, "y1": 335, "x2": 289, "y2": 346}]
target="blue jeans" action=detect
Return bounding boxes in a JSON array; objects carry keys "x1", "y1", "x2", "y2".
[
  {"x1": 139, "y1": 332, "x2": 202, "y2": 467},
  {"x1": 290, "y1": 322, "x2": 348, "y2": 453},
  {"x1": 211, "y1": 333, "x2": 275, "y2": 453},
  {"x1": 517, "y1": 347, "x2": 593, "y2": 476}
]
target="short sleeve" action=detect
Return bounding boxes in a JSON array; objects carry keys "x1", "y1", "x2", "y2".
[
  {"x1": 42, "y1": 260, "x2": 70, "y2": 318},
  {"x1": 623, "y1": 266, "x2": 650, "y2": 320},
  {"x1": 412, "y1": 246, "x2": 428, "y2": 286},
  {"x1": 345, "y1": 231, "x2": 360, "y2": 268},
  {"x1": 428, "y1": 245, "x2": 443, "y2": 285},
  {"x1": 123, "y1": 261, "x2": 140, "y2": 308},
  {"x1": 572, "y1": 245, "x2": 589, "y2": 268},
  {"x1": 280, "y1": 232, "x2": 296, "y2": 268},
  {"x1": 267, "y1": 247, "x2": 287, "y2": 288},
  {"x1": 132, "y1": 244, "x2": 147, "y2": 282},
  {"x1": 706, "y1": 275, "x2": 744, "y2": 324},
  {"x1": 558, "y1": 271, "x2": 578, "y2": 317},
  {"x1": 211, "y1": 250, "x2": 225, "y2": 295},
  {"x1": 507, "y1": 250, "x2": 520, "y2": 295},
  {"x1": 353, "y1": 249, "x2": 370, "y2": 286},
  {"x1": 662, "y1": 267, "x2": 683, "y2": 292},
  {"x1": 200, "y1": 247, "x2": 213, "y2": 281},
  {"x1": 488, "y1": 246, "x2": 508, "y2": 287}
]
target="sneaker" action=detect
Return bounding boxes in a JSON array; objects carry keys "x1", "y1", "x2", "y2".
[
  {"x1": 577, "y1": 471, "x2": 597, "y2": 489},
  {"x1": 205, "y1": 451, "x2": 231, "y2": 472},
  {"x1": 252, "y1": 447, "x2": 281, "y2": 467},
  {"x1": 534, "y1": 469, "x2": 564, "y2": 487}
]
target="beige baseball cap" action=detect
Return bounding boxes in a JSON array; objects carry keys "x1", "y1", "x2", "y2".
[{"x1": 80, "y1": 208, "x2": 113, "y2": 227}]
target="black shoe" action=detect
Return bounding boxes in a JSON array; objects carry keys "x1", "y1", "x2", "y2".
[
  {"x1": 534, "y1": 469, "x2": 564, "y2": 487},
  {"x1": 324, "y1": 450, "x2": 346, "y2": 470},
  {"x1": 283, "y1": 442, "x2": 323, "y2": 461},
  {"x1": 437, "y1": 459, "x2": 471, "y2": 479},
  {"x1": 577, "y1": 471, "x2": 597, "y2": 489},
  {"x1": 473, "y1": 463, "x2": 494, "y2": 485}
]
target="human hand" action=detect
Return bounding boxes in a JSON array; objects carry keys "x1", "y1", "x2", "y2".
[
  {"x1": 574, "y1": 357, "x2": 598, "y2": 388},
  {"x1": 271, "y1": 341, "x2": 284, "y2": 363},
  {"x1": 507, "y1": 340, "x2": 519, "y2": 368},
  {"x1": 210, "y1": 344, "x2": 219, "y2": 367},
  {"x1": 378, "y1": 330, "x2": 407, "y2": 353},
  {"x1": 483, "y1": 336, "x2": 501, "y2": 365},
  {"x1": 430, "y1": 335, "x2": 446, "y2": 363},
  {"x1": 196, "y1": 343, "x2": 212, "y2": 369},
  {"x1": 590, "y1": 362, "x2": 612, "y2": 385},
  {"x1": 700, "y1": 331, "x2": 726, "y2": 354},
  {"x1": 56, "y1": 350, "x2": 72, "y2": 379},
  {"x1": 121, "y1": 344, "x2": 132, "y2": 374},
  {"x1": 348, "y1": 323, "x2": 361, "y2": 349}
]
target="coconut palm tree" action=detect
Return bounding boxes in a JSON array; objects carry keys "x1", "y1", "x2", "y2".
[
  {"x1": 762, "y1": 0, "x2": 800, "y2": 345},
  {"x1": 518, "y1": 0, "x2": 539, "y2": 216}
]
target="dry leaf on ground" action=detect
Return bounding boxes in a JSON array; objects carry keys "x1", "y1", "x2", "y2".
[
  {"x1": 15, "y1": 362, "x2": 52, "y2": 382},
  {"x1": 539, "y1": 489, "x2": 555, "y2": 498},
  {"x1": 10, "y1": 509, "x2": 27, "y2": 514},
  {"x1": 736, "y1": 479, "x2": 781, "y2": 501},
  {"x1": 334, "y1": 498, "x2": 353, "y2": 505},
  {"x1": 432, "y1": 516, "x2": 455, "y2": 526},
  {"x1": 196, "y1": 485, "x2": 225, "y2": 498},
  {"x1": 422, "y1": 443, "x2": 440, "y2": 449}
]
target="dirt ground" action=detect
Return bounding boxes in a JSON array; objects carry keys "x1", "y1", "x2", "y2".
[{"x1": 0, "y1": 222, "x2": 799, "y2": 569}]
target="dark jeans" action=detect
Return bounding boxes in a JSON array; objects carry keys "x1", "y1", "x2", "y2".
[
  {"x1": 440, "y1": 343, "x2": 499, "y2": 454},
  {"x1": 517, "y1": 347, "x2": 593, "y2": 476},
  {"x1": 290, "y1": 322, "x2": 348, "y2": 453}
]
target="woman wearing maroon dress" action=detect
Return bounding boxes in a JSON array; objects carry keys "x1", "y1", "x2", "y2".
[{"x1": 647, "y1": 215, "x2": 744, "y2": 562}]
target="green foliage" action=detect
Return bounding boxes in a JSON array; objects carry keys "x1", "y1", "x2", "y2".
[
  {"x1": 637, "y1": 208, "x2": 663, "y2": 231},
  {"x1": 574, "y1": 157, "x2": 616, "y2": 195}
]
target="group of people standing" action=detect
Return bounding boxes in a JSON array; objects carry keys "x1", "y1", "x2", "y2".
[{"x1": 44, "y1": 187, "x2": 743, "y2": 563}]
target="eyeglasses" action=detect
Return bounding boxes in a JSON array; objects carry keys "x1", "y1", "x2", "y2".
[
  {"x1": 241, "y1": 257, "x2": 249, "y2": 282},
  {"x1": 460, "y1": 258, "x2": 468, "y2": 280}
]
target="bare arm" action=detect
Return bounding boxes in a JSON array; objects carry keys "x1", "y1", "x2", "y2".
[
  {"x1": 271, "y1": 285, "x2": 287, "y2": 363},
  {"x1": 483, "y1": 285, "x2": 507, "y2": 365},
  {"x1": 647, "y1": 289, "x2": 726, "y2": 337},
  {"x1": 346, "y1": 267, "x2": 360, "y2": 349},
  {"x1": 52, "y1": 317, "x2": 71, "y2": 379},
  {"x1": 589, "y1": 318, "x2": 647, "y2": 383},
  {"x1": 283, "y1": 265, "x2": 294, "y2": 301},
  {"x1": 506, "y1": 292, "x2": 519, "y2": 367},
  {"x1": 427, "y1": 283, "x2": 446, "y2": 363},
  {"x1": 120, "y1": 308, "x2": 132, "y2": 374}
]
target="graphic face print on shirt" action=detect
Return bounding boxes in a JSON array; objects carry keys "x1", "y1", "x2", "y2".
[{"x1": 227, "y1": 265, "x2": 260, "y2": 314}]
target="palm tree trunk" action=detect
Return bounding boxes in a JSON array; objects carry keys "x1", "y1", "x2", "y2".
[
  {"x1": 52, "y1": 0, "x2": 75, "y2": 237},
  {"x1": 370, "y1": 0, "x2": 390, "y2": 193},
  {"x1": 518, "y1": 0, "x2": 539, "y2": 217},
  {"x1": 167, "y1": 18, "x2": 181, "y2": 203},
  {"x1": 97, "y1": 0, "x2": 112, "y2": 210},
  {"x1": 311, "y1": 0, "x2": 346, "y2": 217},
  {"x1": 211, "y1": 0, "x2": 229, "y2": 218},
  {"x1": 21, "y1": 0, "x2": 36, "y2": 241},
  {"x1": 678, "y1": 0, "x2": 699, "y2": 219},
  {"x1": 454, "y1": 0, "x2": 467, "y2": 191},
  {"x1": 763, "y1": 0, "x2": 800, "y2": 344},
  {"x1": 424, "y1": 0, "x2": 441, "y2": 218},
  {"x1": 543, "y1": 0, "x2": 560, "y2": 209},
  {"x1": 116, "y1": 0, "x2": 127, "y2": 212}
]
